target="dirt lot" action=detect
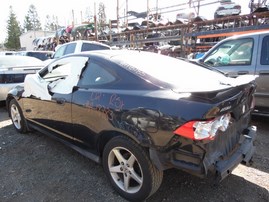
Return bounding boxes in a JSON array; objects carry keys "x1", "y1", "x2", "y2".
[{"x1": 0, "y1": 105, "x2": 268, "y2": 202}]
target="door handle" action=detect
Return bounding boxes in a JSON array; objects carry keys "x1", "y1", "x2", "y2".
[{"x1": 237, "y1": 71, "x2": 249, "y2": 75}]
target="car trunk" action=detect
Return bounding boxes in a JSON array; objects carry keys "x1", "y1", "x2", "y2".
[{"x1": 167, "y1": 81, "x2": 257, "y2": 181}]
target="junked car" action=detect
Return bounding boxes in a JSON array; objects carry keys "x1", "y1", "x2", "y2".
[
  {"x1": 6, "y1": 50, "x2": 257, "y2": 201},
  {"x1": 0, "y1": 55, "x2": 44, "y2": 101},
  {"x1": 196, "y1": 31, "x2": 269, "y2": 116},
  {"x1": 214, "y1": 0, "x2": 241, "y2": 19}
]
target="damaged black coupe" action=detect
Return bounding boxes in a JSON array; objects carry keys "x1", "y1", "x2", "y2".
[{"x1": 6, "y1": 50, "x2": 257, "y2": 201}]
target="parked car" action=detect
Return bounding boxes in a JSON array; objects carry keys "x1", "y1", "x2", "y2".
[
  {"x1": 196, "y1": 30, "x2": 269, "y2": 116},
  {"x1": 51, "y1": 40, "x2": 111, "y2": 60},
  {"x1": 176, "y1": 10, "x2": 196, "y2": 24},
  {"x1": 0, "y1": 55, "x2": 44, "y2": 101},
  {"x1": 0, "y1": 51, "x2": 16, "y2": 55},
  {"x1": 16, "y1": 51, "x2": 54, "y2": 61},
  {"x1": 6, "y1": 50, "x2": 257, "y2": 201},
  {"x1": 214, "y1": 1, "x2": 241, "y2": 19}
]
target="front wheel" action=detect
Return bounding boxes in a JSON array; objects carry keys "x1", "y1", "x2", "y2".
[
  {"x1": 9, "y1": 99, "x2": 28, "y2": 133},
  {"x1": 103, "y1": 135, "x2": 163, "y2": 201}
]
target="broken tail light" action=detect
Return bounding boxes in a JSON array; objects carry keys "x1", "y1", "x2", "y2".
[{"x1": 174, "y1": 113, "x2": 231, "y2": 140}]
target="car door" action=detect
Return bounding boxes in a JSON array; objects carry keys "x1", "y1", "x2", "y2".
[
  {"x1": 255, "y1": 34, "x2": 269, "y2": 110},
  {"x1": 71, "y1": 58, "x2": 118, "y2": 151},
  {"x1": 23, "y1": 56, "x2": 88, "y2": 141}
]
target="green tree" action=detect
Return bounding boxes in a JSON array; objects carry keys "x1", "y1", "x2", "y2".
[
  {"x1": 5, "y1": 6, "x2": 21, "y2": 50},
  {"x1": 97, "y1": 2, "x2": 107, "y2": 32},
  {"x1": 23, "y1": 4, "x2": 42, "y2": 32},
  {"x1": 44, "y1": 15, "x2": 58, "y2": 31}
]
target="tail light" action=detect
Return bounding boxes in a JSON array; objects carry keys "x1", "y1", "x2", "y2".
[{"x1": 174, "y1": 113, "x2": 231, "y2": 140}]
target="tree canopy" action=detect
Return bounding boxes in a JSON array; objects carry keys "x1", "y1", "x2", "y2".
[
  {"x1": 23, "y1": 4, "x2": 42, "y2": 32},
  {"x1": 5, "y1": 6, "x2": 21, "y2": 50}
]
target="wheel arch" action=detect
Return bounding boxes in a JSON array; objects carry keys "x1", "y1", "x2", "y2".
[{"x1": 97, "y1": 129, "x2": 151, "y2": 158}]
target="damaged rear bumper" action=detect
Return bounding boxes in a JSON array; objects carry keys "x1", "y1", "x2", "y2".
[
  {"x1": 214, "y1": 126, "x2": 256, "y2": 181},
  {"x1": 150, "y1": 126, "x2": 257, "y2": 182}
]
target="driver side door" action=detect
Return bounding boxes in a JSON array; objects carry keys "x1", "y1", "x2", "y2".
[{"x1": 23, "y1": 56, "x2": 89, "y2": 141}]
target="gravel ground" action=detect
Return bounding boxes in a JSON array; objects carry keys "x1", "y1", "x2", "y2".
[{"x1": 0, "y1": 106, "x2": 268, "y2": 202}]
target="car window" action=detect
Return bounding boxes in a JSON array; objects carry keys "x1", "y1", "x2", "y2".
[
  {"x1": 261, "y1": 36, "x2": 269, "y2": 65},
  {"x1": 79, "y1": 61, "x2": 116, "y2": 87},
  {"x1": 42, "y1": 56, "x2": 88, "y2": 94},
  {"x1": 53, "y1": 45, "x2": 66, "y2": 58},
  {"x1": 64, "y1": 43, "x2": 76, "y2": 55},
  {"x1": 81, "y1": 43, "x2": 110, "y2": 51},
  {"x1": 204, "y1": 38, "x2": 253, "y2": 66}
]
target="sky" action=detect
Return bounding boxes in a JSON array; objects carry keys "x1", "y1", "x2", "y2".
[{"x1": 1, "y1": 0, "x2": 249, "y2": 43}]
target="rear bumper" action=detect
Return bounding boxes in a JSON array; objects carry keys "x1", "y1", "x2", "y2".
[
  {"x1": 150, "y1": 126, "x2": 257, "y2": 182},
  {"x1": 214, "y1": 126, "x2": 256, "y2": 181}
]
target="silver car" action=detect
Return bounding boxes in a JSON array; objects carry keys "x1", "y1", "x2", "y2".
[
  {"x1": 196, "y1": 31, "x2": 269, "y2": 116},
  {"x1": 0, "y1": 55, "x2": 44, "y2": 101}
]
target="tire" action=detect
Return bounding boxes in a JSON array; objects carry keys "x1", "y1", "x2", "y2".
[
  {"x1": 9, "y1": 99, "x2": 28, "y2": 133},
  {"x1": 103, "y1": 135, "x2": 163, "y2": 201}
]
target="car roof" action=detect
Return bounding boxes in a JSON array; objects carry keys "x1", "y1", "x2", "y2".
[
  {"x1": 217, "y1": 30, "x2": 269, "y2": 43},
  {"x1": 61, "y1": 40, "x2": 110, "y2": 47}
]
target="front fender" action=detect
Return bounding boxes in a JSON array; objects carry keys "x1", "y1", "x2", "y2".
[{"x1": 6, "y1": 85, "x2": 24, "y2": 111}]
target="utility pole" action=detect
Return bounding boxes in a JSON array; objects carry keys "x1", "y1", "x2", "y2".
[
  {"x1": 197, "y1": 0, "x2": 200, "y2": 16},
  {"x1": 147, "y1": 0, "x2": 149, "y2": 29},
  {"x1": 126, "y1": 0, "x2": 128, "y2": 27},
  {"x1": 72, "y1": 9, "x2": 75, "y2": 27},
  {"x1": 94, "y1": 2, "x2": 98, "y2": 41},
  {"x1": 155, "y1": 0, "x2": 158, "y2": 21},
  {"x1": 117, "y1": 0, "x2": 119, "y2": 33}
]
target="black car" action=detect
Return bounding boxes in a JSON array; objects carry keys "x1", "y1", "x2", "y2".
[{"x1": 6, "y1": 50, "x2": 257, "y2": 201}]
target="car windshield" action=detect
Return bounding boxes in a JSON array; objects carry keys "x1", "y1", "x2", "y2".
[{"x1": 113, "y1": 51, "x2": 230, "y2": 92}]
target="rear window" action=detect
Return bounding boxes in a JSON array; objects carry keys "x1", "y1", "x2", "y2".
[
  {"x1": 113, "y1": 51, "x2": 225, "y2": 89},
  {"x1": 81, "y1": 43, "x2": 110, "y2": 51}
]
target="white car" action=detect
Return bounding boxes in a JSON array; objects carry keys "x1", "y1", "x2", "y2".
[
  {"x1": 214, "y1": 1, "x2": 241, "y2": 19},
  {"x1": 44, "y1": 40, "x2": 111, "y2": 65},
  {"x1": 52, "y1": 40, "x2": 111, "y2": 59},
  {"x1": 0, "y1": 55, "x2": 44, "y2": 101}
]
